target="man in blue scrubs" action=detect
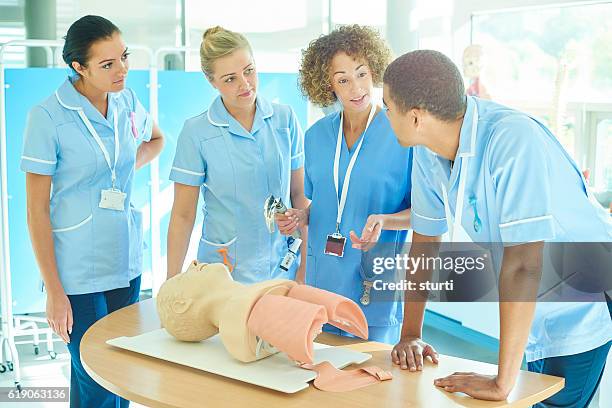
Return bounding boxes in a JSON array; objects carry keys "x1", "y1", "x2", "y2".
[{"x1": 382, "y1": 50, "x2": 612, "y2": 406}]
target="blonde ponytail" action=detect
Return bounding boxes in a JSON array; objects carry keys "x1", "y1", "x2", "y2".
[{"x1": 200, "y1": 26, "x2": 252, "y2": 78}]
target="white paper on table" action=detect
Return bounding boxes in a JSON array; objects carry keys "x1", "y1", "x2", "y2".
[{"x1": 107, "y1": 328, "x2": 372, "y2": 393}]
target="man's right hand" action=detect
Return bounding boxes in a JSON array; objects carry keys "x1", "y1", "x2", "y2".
[
  {"x1": 391, "y1": 336, "x2": 439, "y2": 371},
  {"x1": 46, "y1": 291, "x2": 73, "y2": 344}
]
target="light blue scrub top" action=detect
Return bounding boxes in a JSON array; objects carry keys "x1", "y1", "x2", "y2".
[
  {"x1": 411, "y1": 95, "x2": 612, "y2": 362},
  {"x1": 20, "y1": 77, "x2": 153, "y2": 295},
  {"x1": 170, "y1": 95, "x2": 304, "y2": 284},
  {"x1": 304, "y1": 111, "x2": 412, "y2": 327}
]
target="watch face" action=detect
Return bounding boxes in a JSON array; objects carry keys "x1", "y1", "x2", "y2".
[{"x1": 324, "y1": 234, "x2": 346, "y2": 257}]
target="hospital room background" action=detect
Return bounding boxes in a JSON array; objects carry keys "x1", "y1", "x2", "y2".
[{"x1": 0, "y1": 0, "x2": 610, "y2": 407}]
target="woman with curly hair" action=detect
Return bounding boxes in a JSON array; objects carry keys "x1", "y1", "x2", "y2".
[{"x1": 275, "y1": 25, "x2": 413, "y2": 343}]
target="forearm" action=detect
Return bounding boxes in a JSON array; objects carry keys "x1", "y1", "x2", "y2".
[
  {"x1": 27, "y1": 210, "x2": 64, "y2": 295},
  {"x1": 166, "y1": 211, "x2": 196, "y2": 279},
  {"x1": 290, "y1": 190, "x2": 310, "y2": 282},
  {"x1": 496, "y1": 243, "x2": 543, "y2": 392},
  {"x1": 400, "y1": 234, "x2": 440, "y2": 338},
  {"x1": 496, "y1": 301, "x2": 536, "y2": 392},
  {"x1": 135, "y1": 137, "x2": 164, "y2": 170},
  {"x1": 401, "y1": 298, "x2": 427, "y2": 338},
  {"x1": 380, "y1": 208, "x2": 411, "y2": 230},
  {"x1": 290, "y1": 189, "x2": 310, "y2": 212}
]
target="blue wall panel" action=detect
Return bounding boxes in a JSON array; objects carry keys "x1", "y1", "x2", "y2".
[{"x1": 3, "y1": 69, "x2": 151, "y2": 313}]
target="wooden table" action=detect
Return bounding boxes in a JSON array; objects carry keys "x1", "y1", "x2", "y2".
[{"x1": 81, "y1": 298, "x2": 564, "y2": 408}]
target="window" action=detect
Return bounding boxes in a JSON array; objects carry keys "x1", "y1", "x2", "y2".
[
  {"x1": 592, "y1": 115, "x2": 612, "y2": 192},
  {"x1": 472, "y1": 2, "x2": 612, "y2": 196},
  {"x1": 0, "y1": 24, "x2": 25, "y2": 68},
  {"x1": 331, "y1": 0, "x2": 386, "y2": 29},
  {"x1": 472, "y1": 2, "x2": 612, "y2": 104},
  {"x1": 185, "y1": 0, "x2": 326, "y2": 72}
]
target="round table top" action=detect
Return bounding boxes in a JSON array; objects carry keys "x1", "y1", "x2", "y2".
[{"x1": 81, "y1": 298, "x2": 563, "y2": 408}]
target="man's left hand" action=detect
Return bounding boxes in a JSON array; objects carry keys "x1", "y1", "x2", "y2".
[{"x1": 434, "y1": 372, "x2": 511, "y2": 401}]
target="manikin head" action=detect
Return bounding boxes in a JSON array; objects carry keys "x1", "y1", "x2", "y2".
[
  {"x1": 157, "y1": 261, "x2": 296, "y2": 362},
  {"x1": 157, "y1": 261, "x2": 369, "y2": 364},
  {"x1": 462, "y1": 44, "x2": 486, "y2": 80}
]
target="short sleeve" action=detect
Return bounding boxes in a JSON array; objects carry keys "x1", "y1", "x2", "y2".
[
  {"x1": 20, "y1": 106, "x2": 59, "y2": 176},
  {"x1": 169, "y1": 121, "x2": 206, "y2": 186},
  {"x1": 488, "y1": 120, "x2": 555, "y2": 245},
  {"x1": 129, "y1": 89, "x2": 153, "y2": 143},
  {"x1": 289, "y1": 108, "x2": 304, "y2": 170},
  {"x1": 410, "y1": 147, "x2": 447, "y2": 236}
]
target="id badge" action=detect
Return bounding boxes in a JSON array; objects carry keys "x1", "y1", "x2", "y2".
[
  {"x1": 99, "y1": 188, "x2": 126, "y2": 211},
  {"x1": 324, "y1": 233, "x2": 346, "y2": 257}
]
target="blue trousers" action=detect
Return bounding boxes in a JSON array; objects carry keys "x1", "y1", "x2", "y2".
[
  {"x1": 66, "y1": 276, "x2": 141, "y2": 408},
  {"x1": 528, "y1": 299, "x2": 612, "y2": 408}
]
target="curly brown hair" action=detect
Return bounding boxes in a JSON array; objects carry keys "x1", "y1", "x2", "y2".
[{"x1": 299, "y1": 25, "x2": 392, "y2": 107}]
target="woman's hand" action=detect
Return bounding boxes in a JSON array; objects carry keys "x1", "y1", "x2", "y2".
[
  {"x1": 46, "y1": 291, "x2": 73, "y2": 344},
  {"x1": 275, "y1": 208, "x2": 309, "y2": 236},
  {"x1": 349, "y1": 214, "x2": 385, "y2": 251}
]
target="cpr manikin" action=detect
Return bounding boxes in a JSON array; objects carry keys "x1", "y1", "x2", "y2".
[{"x1": 157, "y1": 261, "x2": 392, "y2": 391}]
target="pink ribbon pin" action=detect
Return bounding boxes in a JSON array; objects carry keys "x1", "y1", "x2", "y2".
[{"x1": 130, "y1": 112, "x2": 139, "y2": 139}]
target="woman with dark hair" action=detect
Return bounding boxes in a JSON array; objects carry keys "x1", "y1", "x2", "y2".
[
  {"x1": 20, "y1": 15, "x2": 164, "y2": 407},
  {"x1": 276, "y1": 25, "x2": 413, "y2": 344}
]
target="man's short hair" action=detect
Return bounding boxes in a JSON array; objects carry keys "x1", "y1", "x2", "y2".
[{"x1": 383, "y1": 50, "x2": 467, "y2": 121}]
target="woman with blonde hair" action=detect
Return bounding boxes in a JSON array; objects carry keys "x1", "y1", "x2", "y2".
[
  {"x1": 167, "y1": 26, "x2": 308, "y2": 283},
  {"x1": 276, "y1": 25, "x2": 413, "y2": 343}
]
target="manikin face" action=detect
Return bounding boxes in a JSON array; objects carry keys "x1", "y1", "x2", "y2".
[
  {"x1": 329, "y1": 52, "x2": 375, "y2": 114},
  {"x1": 157, "y1": 263, "x2": 235, "y2": 341},
  {"x1": 207, "y1": 48, "x2": 258, "y2": 111},
  {"x1": 72, "y1": 31, "x2": 129, "y2": 92},
  {"x1": 462, "y1": 45, "x2": 485, "y2": 79}
]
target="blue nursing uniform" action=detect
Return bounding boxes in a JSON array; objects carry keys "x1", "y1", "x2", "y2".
[
  {"x1": 304, "y1": 110, "x2": 412, "y2": 343},
  {"x1": 170, "y1": 95, "x2": 304, "y2": 283},
  {"x1": 20, "y1": 77, "x2": 153, "y2": 408},
  {"x1": 411, "y1": 95, "x2": 612, "y2": 408}
]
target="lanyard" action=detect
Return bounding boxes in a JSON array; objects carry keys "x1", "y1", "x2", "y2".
[
  {"x1": 77, "y1": 108, "x2": 120, "y2": 189},
  {"x1": 440, "y1": 104, "x2": 478, "y2": 242},
  {"x1": 333, "y1": 103, "x2": 377, "y2": 233}
]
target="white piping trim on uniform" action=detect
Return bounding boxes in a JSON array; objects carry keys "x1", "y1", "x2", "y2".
[
  {"x1": 200, "y1": 236, "x2": 237, "y2": 247},
  {"x1": 207, "y1": 108, "x2": 229, "y2": 127},
  {"x1": 55, "y1": 90, "x2": 81, "y2": 111},
  {"x1": 291, "y1": 151, "x2": 305, "y2": 160},
  {"x1": 499, "y1": 215, "x2": 553, "y2": 229},
  {"x1": 21, "y1": 155, "x2": 57, "y2": 165},
  {"x1": 171, "y1": 166, "x2": 205, "y2": 177},
  {"x1": 52, "y1": 214, "x2": 92, "y2": 233},
  {"x1": 412, "y1": 210, "x2": 446, "y2": 222}
]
